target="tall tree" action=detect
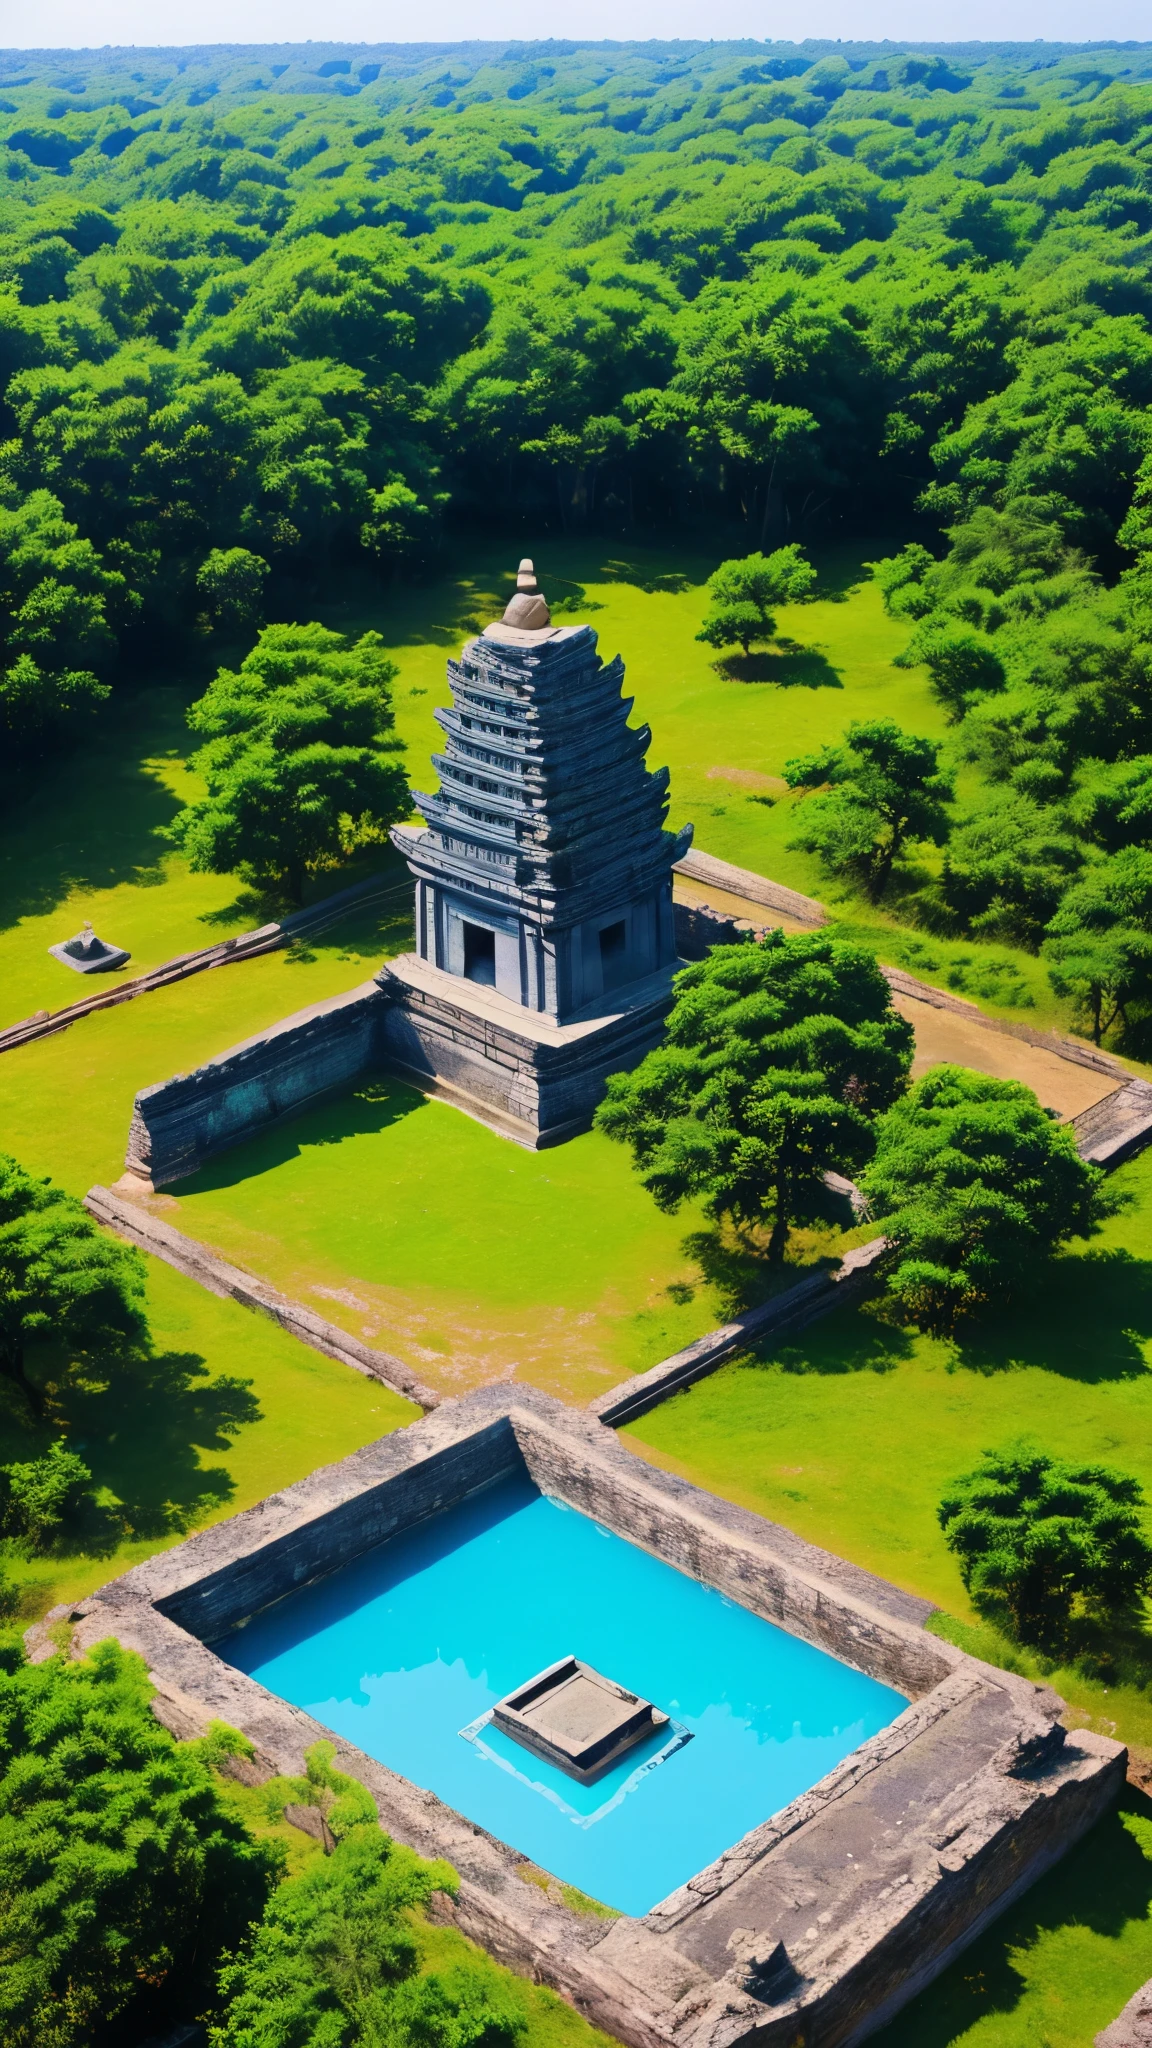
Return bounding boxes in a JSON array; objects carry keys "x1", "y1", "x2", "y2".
[
  {"x1": 863, "y1": 1065, "x2": 1105, "y2": 1334},
  {"x1": 1043, "y1": 848, "x2": 1152, "y2": 1044},
  {"x1": 169, "y1": 623, "x2": 410, "y2": 904},
  {"x1": 0, "y1": 1153, "x2": 146, "y2": 1416},
  {"x1": 785, "y1": 720, "x2": 954, "y2": 900},
  {"x1": 695, "y1": 545, "x2": 815, "y2": 657},
  {"x1": 596, "y1": 931, "x2": 913, "y2": 1261}
]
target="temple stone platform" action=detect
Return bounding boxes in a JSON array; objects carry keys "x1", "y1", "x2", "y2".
[{"x1": 376, "y1": 950, "x2": 678, "y2": 1147}]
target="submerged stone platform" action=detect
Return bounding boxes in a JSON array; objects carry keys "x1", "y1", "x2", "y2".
[
  {"x1": 62, "y1": 1385, "x2": 1124, "y2": 2048},
  {"x1": 493, "y1": 1655, "x2": 670, "y2": 1783}
]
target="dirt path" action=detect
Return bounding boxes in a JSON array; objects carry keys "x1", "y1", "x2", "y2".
[
  {"x1": 672, "y1": 877, "x2": 1117, "y2": 1121},
  {"x1": 893, "y1": 994, "x2": 1116, "y2": 1119}
]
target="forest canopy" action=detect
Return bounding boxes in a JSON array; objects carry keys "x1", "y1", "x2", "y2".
[
  {"x1": 2, "y1": 38, "x2": 1151, "y2": 642},
  {"x1": 4, "y1": 36, "x2": 1152, "y2": 1007}
]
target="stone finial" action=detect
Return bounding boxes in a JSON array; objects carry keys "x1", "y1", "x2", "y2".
[{"x1": 501, "y1": 557, "x2": 551, "y2": 631}]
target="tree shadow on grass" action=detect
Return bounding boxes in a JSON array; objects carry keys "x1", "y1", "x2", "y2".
[
  {"x1": 680, "y1": 1226, "x2": 793, "y2": 1317},
  {"x1": 2, "y1": 1340, "x2": 262, "y2": 1555},
  {"x1": 0, "y1": 688, "x2": 196, "y2": 935},
  {"x1": 952, "y1": 1248, "x2": 1152, "y2": 1383},
  {"x1": 596, "y1": 558, "x2": 696, "y2": 595},
  {"x1": 171, "y1": 1074, "x2": 430, "y2": 1197},
  {"x1": 755, "y1": 1300, "x2": 917, "y2": 1375},
  {"x1": 875, "y1": 1787, "x2": 1152, "y2": 2047},
  {"x1": 710, "y1": 643, "x2": 844, "y2": 689},
  {"x1": 681, "y1": 1224, "x2": 859, "y2": 1318},
  {"x1": 808, "y1": 539, "x2": 910, "y2": 605}
]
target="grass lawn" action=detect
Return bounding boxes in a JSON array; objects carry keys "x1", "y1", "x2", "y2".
[
  {"x1": 148, "y1": 1074, "x2": 788, "y2": 1404},
  {"x1": 0, "y1": 533, "x2": 1134, "y2": 1055}
]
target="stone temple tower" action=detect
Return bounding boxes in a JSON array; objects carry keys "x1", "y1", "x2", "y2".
[{"x1": 377, "y1": 560, "x2": 693, "y2": 1146}]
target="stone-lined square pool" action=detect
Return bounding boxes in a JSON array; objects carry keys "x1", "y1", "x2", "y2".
[{"x1": 217, "y1": 1471, "x2": 905, "y2": 1914}]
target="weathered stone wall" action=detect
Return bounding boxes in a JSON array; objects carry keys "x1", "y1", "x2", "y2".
[
  {"x1": 514, "y1": 1408, "x2": 949, "y2": 1701},
  {"x1": 376, "y1": 956, "x2": 675, "y2": 1144},
  {"x1": 159, "y1": 1416, "x2": 521, "y2": 1641},
  {"x1": 672, "y1": 898, "x2": 751, "y2": 960},
  {"x1": 125, "y1": 981, "x2": 383, "y2": 1187},
  {"x1": 591, "y1": 1238, "x2": 888, "y2": 1426}
]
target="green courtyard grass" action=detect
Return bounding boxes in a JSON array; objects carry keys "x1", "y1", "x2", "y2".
[
  {"x1": 0, "y1": 889, "x2": 414, "y2": 1196},
  {"x1": 155, "y1": 1073, "x2": 787, "y2": 1403}
]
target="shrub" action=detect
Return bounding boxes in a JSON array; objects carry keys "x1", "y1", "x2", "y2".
[
  {"x1": 695, "y1": 545, "x2": 815, "y2": 656},
  {"x1": 212, "y1": 1786, "x2": 524, "y2": 2048},
  {"x1": 939, "y1": 1442, "x2": 1152, "y2": 1643},
  {"x1": 0, "y1": 1439, "x2": 94, "y2": 1548},
  {"x1": 196, "y1": 547, "x2": 269, "y2": 629},
  {"x1": 0, "y1": 1153, "x2": 147, "y2": 1417},
  {"x1": 785, "y1": 719, "x2": 953, "y2": 900},
  {"x1": 864, "y1": 1065, "x2": 1105, "y2": 1333},
  {"x1": 0, "y1": 1635, "x2": 278, "y2": 2048},
  {"x1": 596, "y1": 929, "x2": 912, "y2": 1260}
]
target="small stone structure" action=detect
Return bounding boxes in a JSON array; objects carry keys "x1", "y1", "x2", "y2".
[
  {"x1": 49, "y1": 920, "x2": 130, "y2": 973},
  {"x1": 492, "y1": 1655, "x2": 671, "y2": 1782},
  {"x1": 65, "y1": 1385, "x2": 1124, "y2": 2048},
  {"x1": 120, "y1": 561, "x2": 698, "y2": 1184},
  {"x1": 122, "y1": 983, "x2": 381, "y2": 1189}
]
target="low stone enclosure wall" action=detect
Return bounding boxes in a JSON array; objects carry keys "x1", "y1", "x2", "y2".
[
  {"x1": 63, "y1": 1387, "x2": 1123, "y2": 2048},
  {"x1": 84, "y1": 1185, "x2": 439, "y2": 1413},
  {"x1": 120, "y1": 898, "x2": 735, "y2": 1188},
  {"x1": 84, "y1": 1181, "x2": 889, "y2": 1427},
  {"x1": 117, "y1": 851, "x2": 1152, "y2": 1192}
]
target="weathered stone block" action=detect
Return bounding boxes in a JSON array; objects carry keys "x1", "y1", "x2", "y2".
[
  {"x1": 124, "y1": 982, "x2": 382, "y2": 1188},
  {"x1": 376, "y1": 951, "x2": 677, "y2": 1145}
]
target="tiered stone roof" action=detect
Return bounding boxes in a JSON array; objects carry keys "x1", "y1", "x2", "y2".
[{"x1": 408, "y1": 619, "x2": 691, "y2": 928}]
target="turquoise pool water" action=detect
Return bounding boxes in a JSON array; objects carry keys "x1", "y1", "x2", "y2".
[{"x1": 217, "y1": 1473, "x2": 905, "y2": 1914}]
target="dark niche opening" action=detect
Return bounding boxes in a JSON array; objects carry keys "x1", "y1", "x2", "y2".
[
  {"x1": 463, "y1": 921, "x2": 497, "y2": 986},
  {"x1": 599, "y1": 918, "x2": 629, "y2": 990}
]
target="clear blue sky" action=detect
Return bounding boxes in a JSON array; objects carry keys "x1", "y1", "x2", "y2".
[{"x1": 4, "y1": 0, "x2": 1149, "y2": 52}]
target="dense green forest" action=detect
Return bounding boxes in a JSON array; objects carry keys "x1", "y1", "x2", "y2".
[{"x1": 4, "y1": 34, "x2": 1152, "y2": 1022}]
